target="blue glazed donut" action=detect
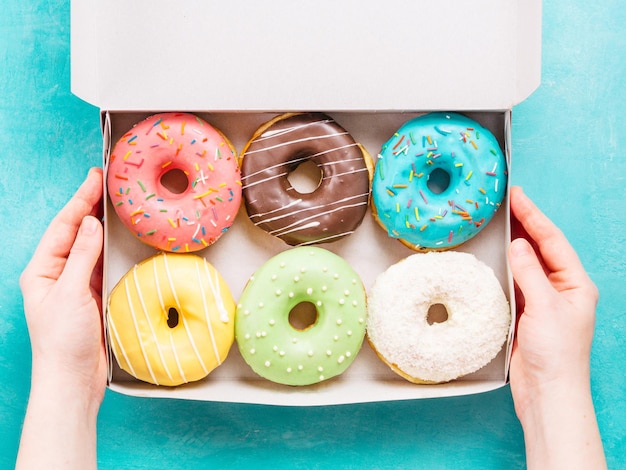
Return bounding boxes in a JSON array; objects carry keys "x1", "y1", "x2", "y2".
[{"x1": 371, "y1": 112, "x2": 507, "y2": 250}]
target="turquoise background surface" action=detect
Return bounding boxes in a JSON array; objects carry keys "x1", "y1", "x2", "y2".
[{"x1": 1, "y1": 0, "x2": 624, "y2": 468}]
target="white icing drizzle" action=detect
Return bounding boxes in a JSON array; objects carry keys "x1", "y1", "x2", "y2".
[
  {"x1": 274, "y1": 221, "x2": 321, "y2": 237},
  {"x1": 240, "y1": 171, "x2": 289, "y2": 190},
  {"x1": 257, "y1": 118, "x2": 333, "y2": 141},
  {"x1": 169, "y1": 330, "x2": 186, "y2": 383},
  {"x1": 162, "y1": 253, "x2": 209, "y2": 375},
  {"x1": 257, "y1": 192, "x2": 370, "y2": 226},
  {"x1": 195, "y1": 258, "x2": 222, "y2": 365},
  {"x1": 248, "y1": 198, "x2": 303, "y2": 219},
  {"x1": 319, "y1": 166, "x2": 369, "y2": 181},
  {"x1": 152, "y1": 257, "x2": 187, "y2": 382},
  {"x1": 244, "y1": 131, "x2": 350, "y2": 157},
  {"x1": 241, "y1": 143, "x2": 359, "y2": 183},
  {"x1": 132, "y1": 266, "x2": 173, "y2": 382},
  {"x1": 107, "y1": 313, "x2": 137, "y2": 378},
  {"x1": 268, "y1": 199, "x2": 369, "y2": 237},
  {"x1": 123, "y1": 277, "x2": 158, "y2": 385},
  {"x1": 204, "y1": 259, "x2": 230, "y2": 323}
]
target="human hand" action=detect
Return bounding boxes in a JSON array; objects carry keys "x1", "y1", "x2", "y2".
[
  {"x1": 20, "y1": 167, "x2": 106, "y2": 400},
  {"x1": 507, "y1": 186, "x2": 605, "y2": 469},
  {"x1": 17, "y1": 168, "x2": 105, "y2": 470}
]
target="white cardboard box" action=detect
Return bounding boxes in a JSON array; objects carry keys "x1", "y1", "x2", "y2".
[{"x1": 71, "y1": 0, "x2": 541, "y2": 405}]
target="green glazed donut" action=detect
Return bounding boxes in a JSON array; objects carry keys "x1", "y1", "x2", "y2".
[{"x1": 235, "y1": 247, "x2": 367, "y2": 386}]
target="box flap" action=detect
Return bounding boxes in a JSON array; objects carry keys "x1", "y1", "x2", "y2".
[{"x1": 72, "y1": 0, "x2": 541, "y2": 111}]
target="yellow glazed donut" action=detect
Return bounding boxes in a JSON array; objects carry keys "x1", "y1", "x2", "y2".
[
  {"x1": 106, "y1": 252, "x2": 235, "y2": 386},
  {"x1": 367, "y1": 251, "x2": 510, "y2": 384}
]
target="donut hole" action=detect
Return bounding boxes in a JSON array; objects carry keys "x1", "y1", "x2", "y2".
[
  {"x1": 427, "y1": 303, "x2": 449, "y2": 325},
  {"x1": 288, "y1": 301, "x2": 319, "y2": 331},
  {"x1": 426, "y1": 168, "x2": 451, "y2": 194},
  {"x1": 287, "y1": 160, "x2": 323, "y2": 194},
  {"x1": 167, "y1": 307, "x2": 180, "y2": 328},
  {"x1": 160, "y1": 168, "x2": 189, "y2": 194}
]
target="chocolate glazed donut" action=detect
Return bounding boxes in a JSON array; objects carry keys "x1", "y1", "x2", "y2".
[{"x1": 240, "y1": 113, "x2": 373, "y2": 246}]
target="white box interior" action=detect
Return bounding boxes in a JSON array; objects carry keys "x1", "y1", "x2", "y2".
[{"x1": 103, "y1": 110, "x2": 515, "y2": 406}]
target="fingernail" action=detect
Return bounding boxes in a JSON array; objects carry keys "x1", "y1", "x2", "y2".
[
  {"x1": 510, "y1": 238, "x2": 531, "y2": 257},
  {"x1": 80, "y1": 216, "x2": 99, "y2": 235}
]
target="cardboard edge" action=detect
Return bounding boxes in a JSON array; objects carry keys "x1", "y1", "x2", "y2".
[
  {"x1": 504, "y1": 110, "x2": 516, "y2": 382},
  {"x1": 101, "y1": 111, "x2": 114, "y2": 384},
  {"x1": 107, "y1": 378, "x2": 508, "y2": 407},
  {"x1": 514, "y1": 0, "x2": 543, "y2": 104},
  {"x1": 70, "y1": 0, "x2": 99, "y2": 105}
]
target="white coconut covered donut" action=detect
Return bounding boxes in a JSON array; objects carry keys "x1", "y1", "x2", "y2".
[{"x1": 367, "y1": 251, "x2": 510, "y2": 384}]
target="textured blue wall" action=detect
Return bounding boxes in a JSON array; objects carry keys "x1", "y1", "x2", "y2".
[{"x1": 1, "y1": 1, "x2": 624, "y2": 468}]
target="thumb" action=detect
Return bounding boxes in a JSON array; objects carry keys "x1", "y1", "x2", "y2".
[
  {"x1": 60, "y1": 215, "x2": 103, "y2": 287},
  {"x1": 509, "y1": 237, "x2": 554, "y2": 307}
]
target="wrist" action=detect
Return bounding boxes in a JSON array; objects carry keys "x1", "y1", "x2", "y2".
[
  {"x1": 30, "y1": 362, "x2": 104, "y2": 418},
  {"x1": 17, "y1": 366, "x2": 101, "y2": 470},
  {"x1": 515, "y1": 374, "x2": 590, "y2": 427},
  {"x1": 517, "y1": 378, "x2": 606, "y2": 470}
]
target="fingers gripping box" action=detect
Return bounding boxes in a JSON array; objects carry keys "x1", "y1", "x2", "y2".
[{"x1": 71, "y1": 0, "x2": 541, "y2": 405}]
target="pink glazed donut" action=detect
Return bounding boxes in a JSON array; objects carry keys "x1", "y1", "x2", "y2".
[{"x1": 107, "y1": 113, "x2": 242, "y2": 252}]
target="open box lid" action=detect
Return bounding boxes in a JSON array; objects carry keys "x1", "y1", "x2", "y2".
[{"x1": 71, "y1": 0, "x2": 541, "y2": 111}]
